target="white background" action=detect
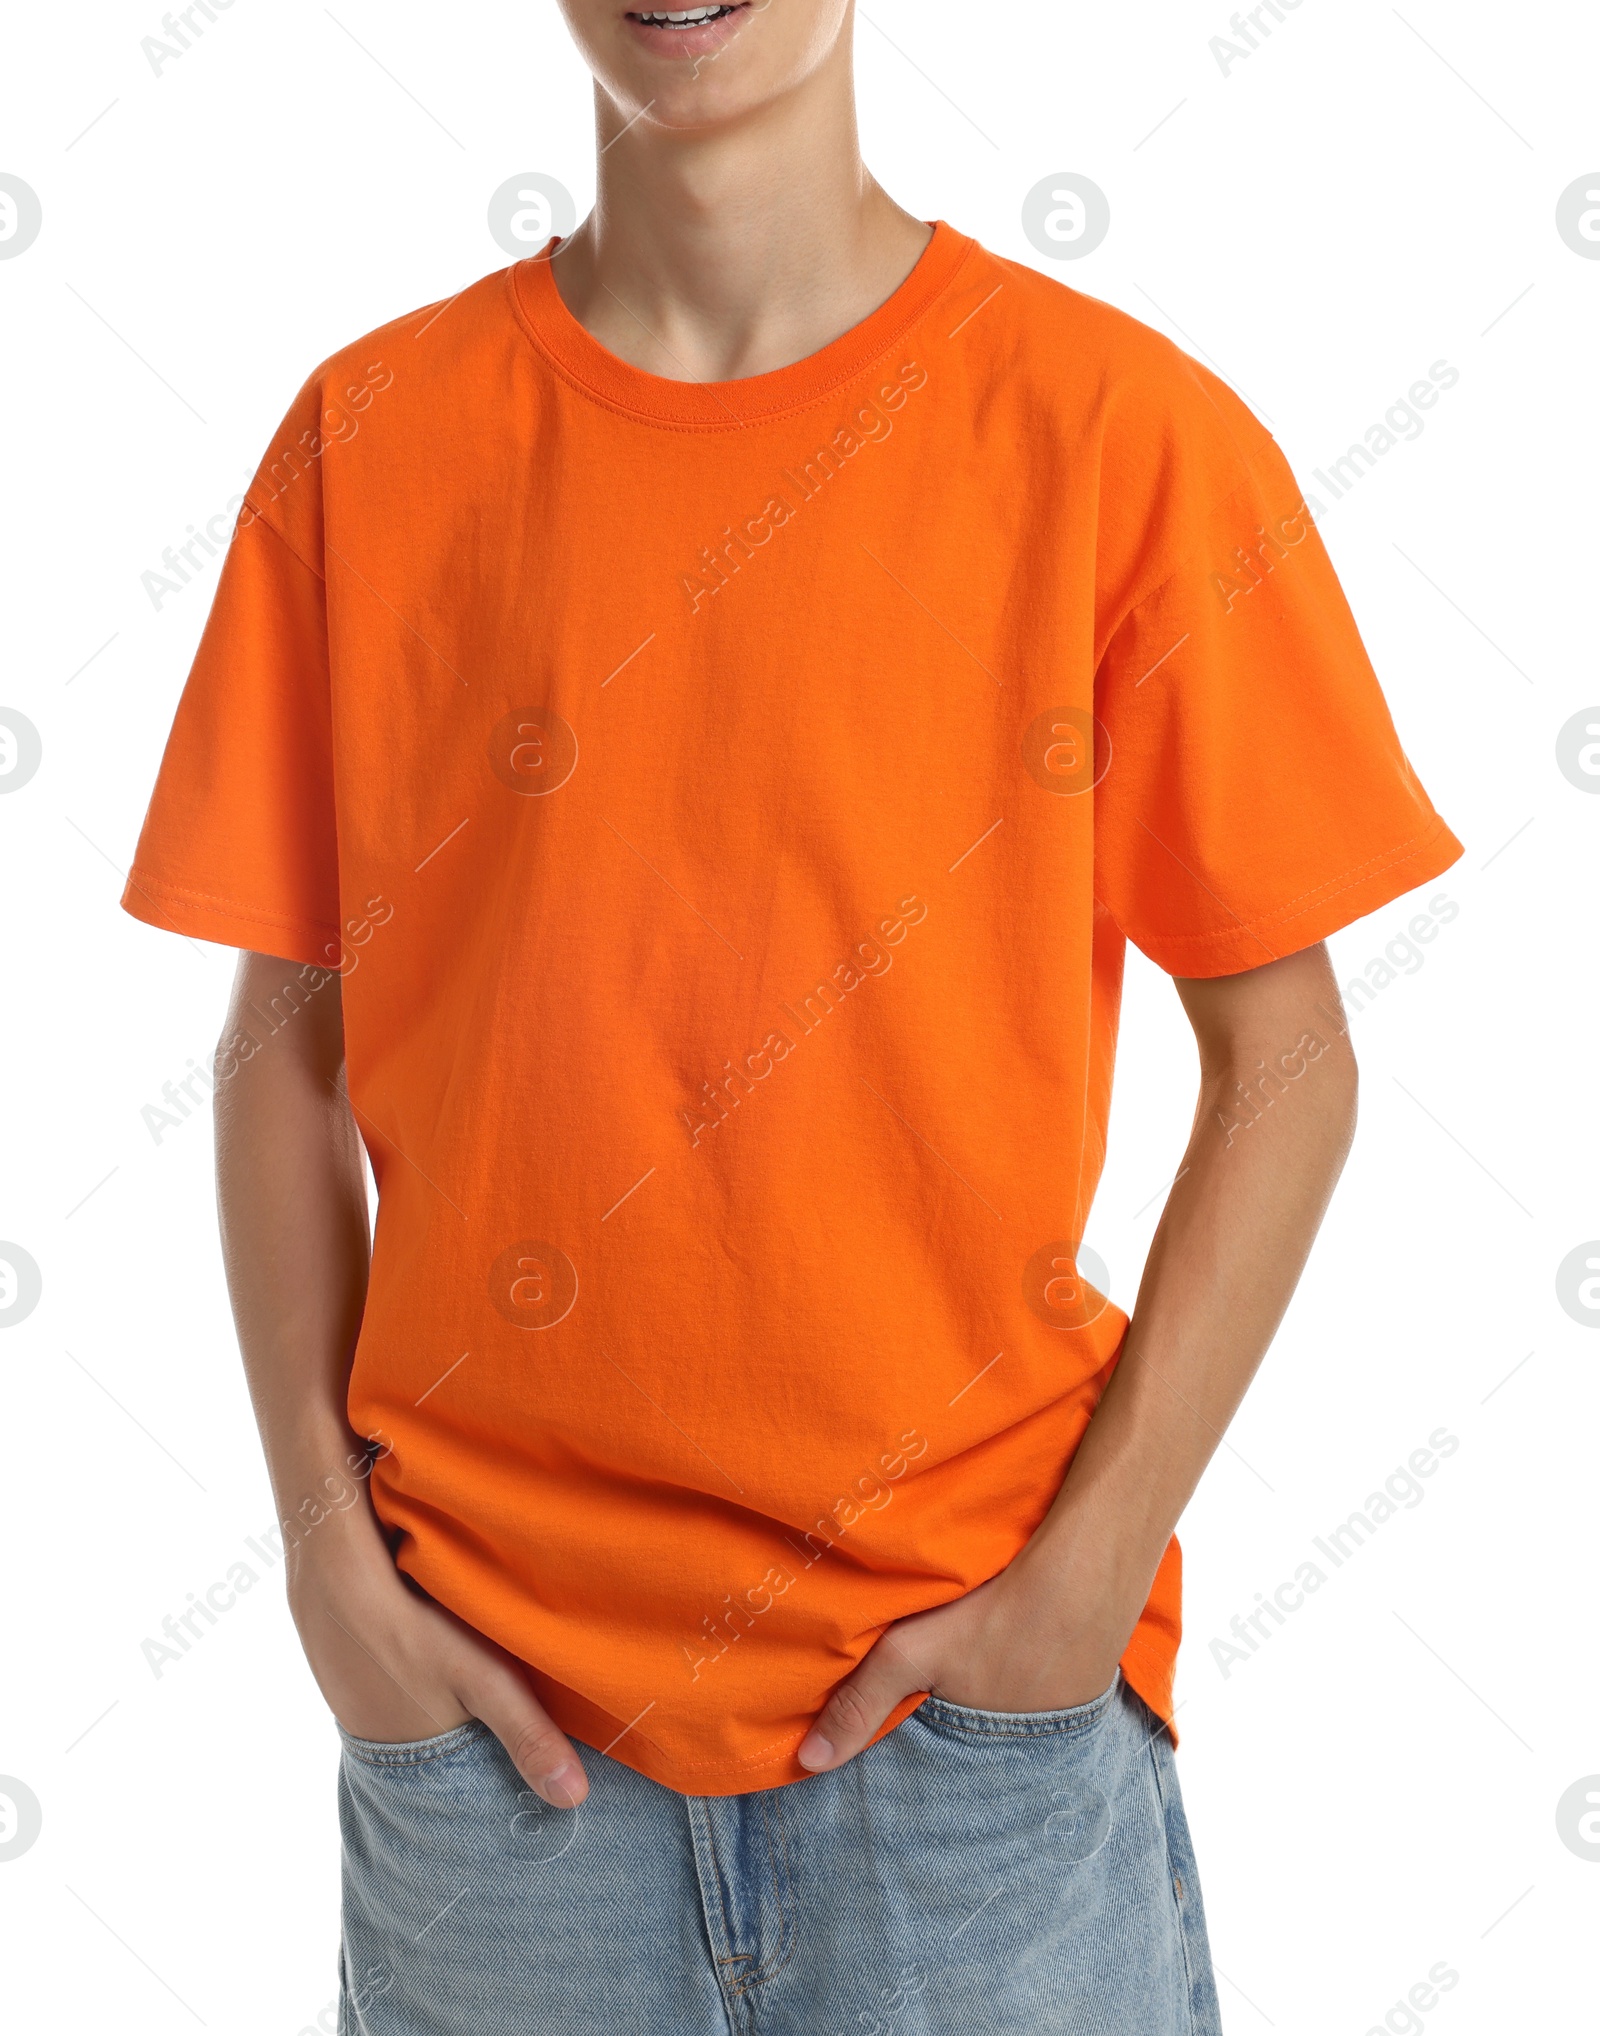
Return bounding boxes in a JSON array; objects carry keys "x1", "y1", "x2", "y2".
[{"x1": 2, "y1": 1, "x2": 1597, "y2": 2029}]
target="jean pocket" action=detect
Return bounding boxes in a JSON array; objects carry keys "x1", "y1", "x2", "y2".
[
  {"x1": 912, "y1": 1668, "x2": 1123, "y2": 1744},
  {"x1": 336, "y1": 1716, "x2": 492, "y2": 1768}
]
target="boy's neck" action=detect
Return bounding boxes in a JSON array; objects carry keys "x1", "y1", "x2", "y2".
[{"x1": 550, "y1": 38, "x2": 930, "y2": 384}]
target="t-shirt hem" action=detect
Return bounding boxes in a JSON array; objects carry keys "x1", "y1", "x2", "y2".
[
  {"x1": 531, "y1": 1677, "x2": 929, "y2": 1798},
  {"x1": 1118, "y1": 1639, "x2": 1179, "y2": 1748},
  {"x1": 121, "y1": 866, "x2": 338, "y2": 968},
  {"x1": 538, "y1": 1660, "x2": 1182, "y2": 1792},
  {"x1": 1124, "y1": 811, "x2": 1463, "y2": 979}
]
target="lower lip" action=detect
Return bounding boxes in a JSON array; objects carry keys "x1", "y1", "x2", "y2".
[{"x1": 624, "y1": 5, "x2": 752, "y2": 61}]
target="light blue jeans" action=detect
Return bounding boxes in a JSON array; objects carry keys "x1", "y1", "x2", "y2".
[{"x1": 337, "y1": 1674, "x2": 1222, "y2": 2034}]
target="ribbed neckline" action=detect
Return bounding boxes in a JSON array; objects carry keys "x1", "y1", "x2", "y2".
[{"x1": 508, "y1": 220, "x2": 975, "y2": 429}]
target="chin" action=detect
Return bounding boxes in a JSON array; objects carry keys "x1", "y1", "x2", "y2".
[{"x1": 567, "y1": 1, "x2": 840, "y2": 133}]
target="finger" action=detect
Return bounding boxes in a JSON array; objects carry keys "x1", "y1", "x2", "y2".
[
  {"x1": 797, "y1": 1626, "x2": 929, "y2": 1773},
  {"x1": 465, "y1": 1669, "x2": 590, "y2": 1808}
]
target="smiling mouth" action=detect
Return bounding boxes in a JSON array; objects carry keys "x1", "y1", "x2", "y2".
[{"x1": 626, "y1": 6, "x2": 745, "y2": 26}]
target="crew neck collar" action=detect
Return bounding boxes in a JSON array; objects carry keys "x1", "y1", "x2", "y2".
[{"x1": 508, "y1": 220, "x2": 975, "y2": 430}]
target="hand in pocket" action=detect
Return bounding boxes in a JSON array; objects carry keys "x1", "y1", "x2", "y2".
[{"x1": 290, "y1": 1507, "x2": 588, "y2": 1806}]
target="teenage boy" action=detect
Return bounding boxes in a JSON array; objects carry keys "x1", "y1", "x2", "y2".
[{"x1": 124, "y1": 2, "x2": 1460, "y2": 2030}]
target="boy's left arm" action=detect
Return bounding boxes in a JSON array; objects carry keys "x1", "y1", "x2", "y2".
[{"x1": 799, "y1": 939, "x2": 1359, "y2": 1769}]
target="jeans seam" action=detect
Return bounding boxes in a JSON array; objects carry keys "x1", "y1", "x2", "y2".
[
  {"x1": 916, "y1": 1681, "x2": 1120, "y2": 1743},
  {"x1": 918, "y1": 1716, "x2": 1106, "y2": 1742},
  {"x1": 700, "y1": 1807, "x2": 754, "y2": 1985},
  {"x1": 916, "y1": 1702, "x2": 1115, "y2": 1750},
  {"x1": 727, "y1": 1792, "x2": 796, "y2": 1992},
  {"x1": 338, "y1": 1720, "x2": 489, "y2": 1769},
  {"x1": 684, "y1": 1798, "x2": 750, "y2": 2036},
  {"x1": 710, "y1": 1794, "x2": 796, "y2": 1998},
  {"x1": 1146, "y1": 1726, "x2": 1199, "y2": 2036}
]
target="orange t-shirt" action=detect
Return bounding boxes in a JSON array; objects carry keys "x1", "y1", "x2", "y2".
[{"x1": 124, "y1": 223, "x2": 1461, "y2": 1794}]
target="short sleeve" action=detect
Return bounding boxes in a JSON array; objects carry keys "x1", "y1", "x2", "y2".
[
  {"x1": 122, "y1": 379, "x2": 340, "y2": 966},
  {"x1": 1092, "y1": 376, "x2": 1461, "y2": 978}
]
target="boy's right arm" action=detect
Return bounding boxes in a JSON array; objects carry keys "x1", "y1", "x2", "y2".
[{"x1": 214, "y1": 949, "x2": 590, "y2": 1807}]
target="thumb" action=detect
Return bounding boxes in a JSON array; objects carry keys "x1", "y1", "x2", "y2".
[
  {"x1": 465, "y1": 1666, "x2": 589, "y2": 1808},
  {"x1": 798, "y1": 1622, "x2": 932, "y2": 1773}
]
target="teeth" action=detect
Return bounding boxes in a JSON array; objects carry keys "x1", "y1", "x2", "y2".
[{"x1": 636, "y1": 8, "x2": 730, "y2": 23}]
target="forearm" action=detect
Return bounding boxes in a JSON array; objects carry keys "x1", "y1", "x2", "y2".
[
  {"x1": 1019, "y1": 951, "x2": 1359, "y2": 1634},
  {"x1": 797, "y1": 965, "x2": 1362, "y2": 1764},
  {"x1": 209, "y1": 959, "x2": 586, "y2": 1795},
  {"x1": 214, "y1": 952, "x2": 375, "y2": 1581}
]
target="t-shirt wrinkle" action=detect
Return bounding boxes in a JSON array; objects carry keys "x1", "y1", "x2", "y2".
[
  {"x1": 1095, "y1": 472, "x2": 1263, "y2": 670},
  {"x1": 242, "y1": 495, "x2": 327, "y2": 584}
]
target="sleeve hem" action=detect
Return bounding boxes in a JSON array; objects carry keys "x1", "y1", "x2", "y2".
[
  {"x1": 1123, "y1": 812, "x2": 1464, "y2": 979},
  {"x1": 121, "y1": 867, "x2": 338, "y2": 968}
]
